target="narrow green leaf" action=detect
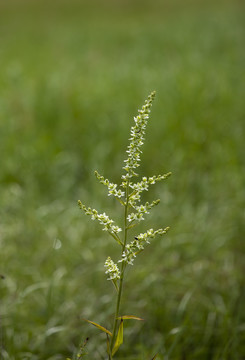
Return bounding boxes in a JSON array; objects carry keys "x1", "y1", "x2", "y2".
[
  {"x1": 112, "y1": 319, "x2": 123, "y2": 356},
  {"x1": 151, "y1": 354, "x2": 158, "y2": 360},
  {"x1": 82, "y1": 319, "x2": 112, "y2": 337},
  {"x1": 117, "y1": 315, "x2": 144, "y2": 321}
]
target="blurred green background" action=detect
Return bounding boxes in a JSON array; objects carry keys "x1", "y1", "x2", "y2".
[{"x1": 0, "y1": 0, "x2": 245, "y2": 359}]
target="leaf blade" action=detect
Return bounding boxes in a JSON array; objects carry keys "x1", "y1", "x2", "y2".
[
  {"x1": 82, "y1": 319, "x2": 112, "y2": 337},
  {"x1": 117, "y1": 315, "x2": 144, "y2": 321},
  {"x1": 112, "y1": 319, "x2": 124, "y2": 356}
]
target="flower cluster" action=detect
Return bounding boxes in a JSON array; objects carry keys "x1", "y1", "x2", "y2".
[
  {"x1": 95, "y1": 171, "x2": 125, "y2": 199},
  {"x1": 127, "y1": 200, "x2": 160, "y2": 223},
  {"x1": 78, "y1": 200, "x2": 122, "y2": 235},
  {"x1": 126, "y1": 173, "x2": 171, "y2": 209},
  {"x1": 122, "y1": 91, "x2": 156, "y2": 180},
  {"x1": 104, "y1": 256, "x2": 121, "y2": 281},
  {"x1": 78, "y1": 91, "x2": 172, "y2": 285},
  {"x1": 129, "y1": 173, "x2": 172, "y2": 193},
  {"x1": 119, "y1": 227, "x2": 170, "y2": 265}
]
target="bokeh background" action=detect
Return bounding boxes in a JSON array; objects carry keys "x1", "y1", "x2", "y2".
[{"x1": 0, "y1": 0, "x2": 245, "y2": 359}]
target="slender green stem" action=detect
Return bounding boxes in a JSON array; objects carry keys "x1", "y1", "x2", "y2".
[
  {"x1": 109, "y1": 181, "x2": 129, "y2": 358},
  {"x1": 110, "y1": 266, "x2": 125, "y2": 355}
]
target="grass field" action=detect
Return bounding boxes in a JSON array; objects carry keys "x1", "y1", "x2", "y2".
[{"x1": 0, "y1": 0, "x2": 245, "y2": 359}]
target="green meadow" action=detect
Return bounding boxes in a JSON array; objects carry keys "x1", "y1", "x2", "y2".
[{"x1": 0, "y1": 0, "x2": 245, "y2": 359}]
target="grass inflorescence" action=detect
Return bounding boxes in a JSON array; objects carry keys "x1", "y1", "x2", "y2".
[
  {"x1": 1, "y1": 0, "x2": 245, "y2": 358},
  {"x1": 77, "y1": 92, "x2": 171, "y2": 359}
]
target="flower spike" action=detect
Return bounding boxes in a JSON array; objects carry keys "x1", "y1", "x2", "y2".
[{"x1": 122, "y1": 91, "x2": 156, "y2": 180}]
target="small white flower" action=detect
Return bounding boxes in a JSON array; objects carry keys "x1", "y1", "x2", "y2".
[
  {"x1": 127, "y1": 213, "x2": 136, "y2": 222},
  {"x1": 111, "y1": 225, "x2": 122, "y2": 234},
  {"x1": 135, "y1": 213, "x2": 144, "y2": 221}
]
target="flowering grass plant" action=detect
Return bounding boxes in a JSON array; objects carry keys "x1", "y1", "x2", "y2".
[{"x1": 73, "y1": 91, "x2": 171, "y2": 359}]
